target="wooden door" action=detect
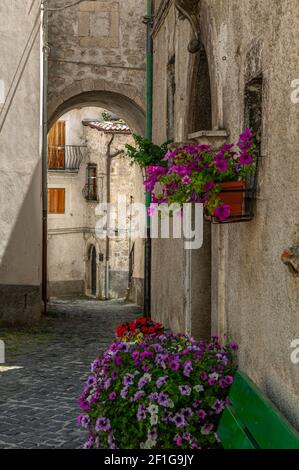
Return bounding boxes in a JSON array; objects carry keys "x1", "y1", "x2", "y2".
[{"x1": 48, "y1": 121, "x2": 65, "y2": 169}]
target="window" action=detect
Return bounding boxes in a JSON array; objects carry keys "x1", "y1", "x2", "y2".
[
  {"x1": 167, "y1": 56, "x2": 176, "y2": 141},
  {"x1": 48, "y1": 188, "x2": 65, "y2": 214},
  {"x1": 189, "y1": 44, "x2": 212, "y2": 133},
  {"x1": 48, "y1": 121, "x2": 65, "y2": 169},
  {"x1": 85, "y1": 164, "x2": 98, "y2": 201}
]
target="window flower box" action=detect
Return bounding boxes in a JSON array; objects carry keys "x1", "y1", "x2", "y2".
[{"x1": 144, "y1": 129, "x2": 257, "y2": 223}]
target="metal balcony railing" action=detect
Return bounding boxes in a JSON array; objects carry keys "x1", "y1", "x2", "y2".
[{"x1": 48, "y1": 145, "x2": 87, "y2": 171}]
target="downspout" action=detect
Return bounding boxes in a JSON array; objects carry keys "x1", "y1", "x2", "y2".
[
  {"x1": 105, "y1": 134, "x2": 113, "y2": 300},
  {"x1": 144, "y1": 0, "x2": 153, "y2": 318},
  {"x1": 42, "y1": 0, "x2": 48, "y2": 315}
]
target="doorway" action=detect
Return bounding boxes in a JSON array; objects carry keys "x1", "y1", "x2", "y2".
[{"x1": 91, "y1": 245, "x2": 97, "y2": 296}]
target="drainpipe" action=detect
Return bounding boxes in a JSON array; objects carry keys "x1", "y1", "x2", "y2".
[
  {"x1": 143, "y1": 0, "x2": 153, "y2": 318},
  {"x1": 105, "y1": 135, "x2": 113, "y2": 300},
  {"x1": 42, "y1": 0, "x2": 48, "y2": 315}
]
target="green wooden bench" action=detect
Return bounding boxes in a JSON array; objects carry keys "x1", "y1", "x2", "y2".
[{"x1": 217, "y1": 371, "x2": 299, "y2": 449}]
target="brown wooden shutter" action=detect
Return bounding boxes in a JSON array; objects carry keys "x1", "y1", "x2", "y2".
[
  {"x1": 48, "y1": 121, "x2": 65, "y2": 169},
  {"x1": 48, "y1": 188, "x2": 65, "y2": 214}
]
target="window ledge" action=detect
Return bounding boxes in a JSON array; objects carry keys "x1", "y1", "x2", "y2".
[{"x1": 187, "y1": 129, "x2": 229, "y2": 148}]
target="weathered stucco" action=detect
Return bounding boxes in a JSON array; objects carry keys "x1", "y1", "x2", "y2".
[
  {"x1": 0, "y1": 1, "x2": 42, "y2": 325},
  {"x1": 151, "y1": 0, "x2": 299, "y2": 429}
]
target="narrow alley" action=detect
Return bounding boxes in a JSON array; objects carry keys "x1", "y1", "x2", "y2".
[{"x1": 0, "y1": 299, "x2": 140, "y2": 449}]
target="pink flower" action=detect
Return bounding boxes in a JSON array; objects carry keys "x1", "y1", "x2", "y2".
[
  {"x1": 239, "y1": 153, "x2": 254, "y2": 165},
  {"x1": 182, "y1": 175, "x2": 191, "y2": 185},
  {"x1": 109, "y1": 391, "x2": 117, "y2": 401},
  {"x1": 175, "y1": 435, "x2": 183, "y2": 447},
  {"x1": 214, "y1": 204, "x2": 231, "y2": 221}
]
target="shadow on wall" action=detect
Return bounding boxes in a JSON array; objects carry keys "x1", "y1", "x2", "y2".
[{"x1": 0, "y1": 160, "x2": 42, "y2": 325}]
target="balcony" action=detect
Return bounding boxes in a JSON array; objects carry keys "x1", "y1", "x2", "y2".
[{"x1": 48, "y1": 145, "x2": 87, "y2": 171}]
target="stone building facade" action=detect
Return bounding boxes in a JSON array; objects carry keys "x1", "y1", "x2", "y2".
[
  {"x1": 48, "y1": 0, "x2": 147, "y2": 135},
  {"x1": 48, "y1": 107, "x2": 144, "y2": 302},
  {"x1": 151, "y1": 0, "x2": 299, "y2": 429},
  {"x1": 0, "y1": 1, "x2": 42, "y2": 325}
]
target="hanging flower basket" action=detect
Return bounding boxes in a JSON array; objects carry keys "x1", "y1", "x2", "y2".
[{"x1": 144, "y1": 129, "x2": 257, "y2": 223}]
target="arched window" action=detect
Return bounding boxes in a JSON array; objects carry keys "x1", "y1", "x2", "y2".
[{"x1": 189, "y1": 44, "x2": 212, "y2": 133}]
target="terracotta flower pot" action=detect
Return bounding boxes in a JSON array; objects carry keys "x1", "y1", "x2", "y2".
[{"x1": 219, "y1": 181, "x2": 245, "y2": 217}]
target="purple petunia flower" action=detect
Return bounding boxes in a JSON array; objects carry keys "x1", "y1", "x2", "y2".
[
  {"x1": 137, "y1": 405, "x2": 147, "y2": 421},
  {"x1": 214, "y1": 204, "x2": 231, "y2": 222},
  {"x1": 86, "y1": 375, "x2": 96, "y2": 388},
  {"x1": 204, "y1": 180, "x2": 215, "y2": 192},
  {"x1": 183, "y1": 360, "x2": 193, "y2": 377},
  {"x1": 111, "y1": 370, "x2": 118, "y2": 380},
  {"x1": 229, "y1": 341, "x2": 239, "y2": 351},
  {"x1": 182, "y1": 175, "x2": 191, "y2": 185},
  {"x1": 175, "y1": 435, "x2": 183, "y2": 446},
  {"x1": 173, "y1": 413, "x2": 187, "y2": 428},
  {"x1": 225, "y1": 375, "x2": 234, "y2": 386},
  {"x1": 182, "y1": 408, "x2": 193, "y2": 418},
  {"x1": 212, "y1": 399, "x2": 225, "y2": 414},
  {"x1": 169, "y1": 360, "x2": 180, "y2": 372},
  {"x1": 197, "y1": 409, "x2": 207, "y2": 420},
  {"x1": 133, "y1": 390, "x2": 146, "y2": 401},
  {"x1": 239, "y1": 152, "x2": 253, "y2": 165},
  {"x1": 77, "y1": 414, "x2": 91, "y2": 429},
  {"x1": 158, "y1": 392, "x2": 169, "y2": 407},
  {"x1": 95, "y1": 417, "x2": 111, "y2": 432},
  {"x1": 156, "y1": 376, "x2": 168, "y2": 388},
  {"x1": 219, "y1": 378, "x2": 227, "y2": 389},
  {"x1": 149, "y1": 392, "x2": 159, "y2": 401},
  {"x1": 120, "y1": 386, "x2": 129, "y2": 399},
  {"x1": 200, "y1": 371, "x2": 208, "y2": 381},
  {"x1": 123, "y1": 373, "x2": 134, "y2": 386},
  {"x1": 179, "y1": 385, "x2": 192, "y2": 396},
  {"x1": 201, "y1": 423, "x2": 214, "y2": 435},
  {"x1": 109, "y1": 391, "x2": 117, "y2": 401}
]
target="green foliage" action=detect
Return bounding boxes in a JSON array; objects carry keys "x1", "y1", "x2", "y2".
[
  {"x1": 102, "y1": 111, "x2": 112, "y2": 121},
  {"x1": 125, "y1": 134, "x2": 169, "y2": 169}
]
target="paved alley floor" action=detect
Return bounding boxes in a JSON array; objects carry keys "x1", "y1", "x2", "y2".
[{"x1": 0, "y1": 298, "x2": 141, "y2": 449}]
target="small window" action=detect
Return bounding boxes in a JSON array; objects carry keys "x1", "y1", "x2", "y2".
[
  {"x1": 167, "y1": 56, "x2": 176, "y2": 141},
  {"x1": 48, "y1": 188, "x2": 65, "y2": 214},
  {"x1": 85, "y1": 164, "x2": 98, "y2": 201}
]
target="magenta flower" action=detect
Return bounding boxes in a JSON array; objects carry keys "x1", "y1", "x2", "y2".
[
  {"x1": 109, "y1": 391, "x2": 117, "y2": 401},
  {"x1": 175, "y1": 435, "x2": 183, "y2": 446},
  {"x1": 182, "y1": 175, "x2": 191, "y2": 185},
  {"x1": 214, "y1": 204, "x2": 231, "y2": 221},
  {"x1": 229, "y1": 341, "x2": 239, "y2": 351},
  {"x1": 225, "y1": 375, "x2": 234, "y2": 386},
  {"x1": 95, "y1": 417, "x2": 111, "y2": 432},
  {"x1": 215, "y1": 159, "x2": 229, "y2": 172},
  {"x1": 239, "y1": 152, "x2": 254, "y2": 165},
  {"x1": 204, "y1": 180, "x2": 215, "y2": 192},
  {"x1": 197, "y1": 409, "x2": 207, "y2": 420}
]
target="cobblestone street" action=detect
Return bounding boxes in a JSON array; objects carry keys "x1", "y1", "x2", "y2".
[{"x1": 0, "y1": 299, "x2": 140, "y2": 449}]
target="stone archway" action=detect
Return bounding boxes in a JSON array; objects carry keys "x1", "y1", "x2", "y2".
[{"x1": 48, "y1": 80, "x2": 146, "y2": 135}]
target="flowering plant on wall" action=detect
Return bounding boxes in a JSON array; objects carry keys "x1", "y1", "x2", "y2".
[
  {"x1": 115, "y1": 317, "x2": 164, "y2": 343},
  {"x1": 77, "y1": 334, "x2": 238, "y2": 449},
  {"x1": 144, "y1": 129, "x2": 257, "y2": 221}
]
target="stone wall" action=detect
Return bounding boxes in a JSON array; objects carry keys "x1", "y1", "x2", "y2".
[
  {"x1": 151, "y1": 0, "x2": 299, "y2": 429},
  {"x1": 48, "y1": 0, "x2": 147, "y2": 134},
  {"x1": 0, "y1": 1, "x2": 42, "y2": 325}
]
